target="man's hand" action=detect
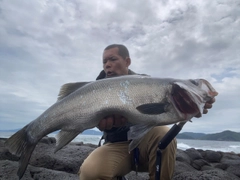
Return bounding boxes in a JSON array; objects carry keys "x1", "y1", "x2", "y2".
[
  {"x1": 195, "y1": 97, "x2": 216, "y2": 118},
  {"x1": 97, "y1": 115, "x2": 127, "y2": 131}
]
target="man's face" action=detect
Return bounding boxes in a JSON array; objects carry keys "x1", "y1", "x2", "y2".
[{"x1": 102, "y1": 47, "x2": 130, "y2": 77}]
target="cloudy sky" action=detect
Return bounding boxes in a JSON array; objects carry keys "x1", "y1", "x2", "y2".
[{"x1": 0, "y1": 0, "x2": 239, "y2": 134}]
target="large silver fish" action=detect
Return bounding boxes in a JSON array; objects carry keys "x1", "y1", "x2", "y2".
[{"x1": 5, "y1": 75, "x2": 218, "y2": 179}]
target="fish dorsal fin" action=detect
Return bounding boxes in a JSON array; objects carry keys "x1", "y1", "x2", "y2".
[
  {"x1": 136, "y1": 103, "x2": 167, "y2": 115},
  {"x1": 57, "y1": 82, "x2": 90, "y2": 101}
]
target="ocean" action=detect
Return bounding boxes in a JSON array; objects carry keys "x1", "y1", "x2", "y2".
[{"x1": 1, "y1": 132, "x2": 240, "y2": 154}]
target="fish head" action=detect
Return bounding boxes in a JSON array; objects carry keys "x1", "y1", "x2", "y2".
[{"x1": 170, "y1": 79, "x2": 218, "y2": 120}]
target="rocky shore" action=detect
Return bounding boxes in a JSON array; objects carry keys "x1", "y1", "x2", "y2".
[{"x1": 0, "y1": 137, "x2": 240, "y2": 180}]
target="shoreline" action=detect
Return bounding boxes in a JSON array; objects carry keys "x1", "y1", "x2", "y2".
[{"x1": 2, "y1": 133, "x2": 240, "y2": 154}]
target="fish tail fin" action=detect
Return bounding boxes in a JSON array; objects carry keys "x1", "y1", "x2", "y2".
[
  {"x1": 5, "y1": 125, "x2": 29, "y2": 156},
  {"x1": 17, "y1": 143, "x2": 35, "y2": 179},
  {"x1": 4, "y1": 125, "x2": 37, "y2": 179}
]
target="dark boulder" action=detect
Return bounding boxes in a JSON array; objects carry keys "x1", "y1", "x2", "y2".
[{"x1": 1, "y1": 137, "x2": 240, "y2": 180}]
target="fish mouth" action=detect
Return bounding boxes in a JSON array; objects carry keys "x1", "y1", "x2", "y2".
[
  {"x1": 170, "y1": 79, "x2": 218, "y2": 120},
  {"x1": 171, "y1": 84, "x2": 200, "y2": 117}
]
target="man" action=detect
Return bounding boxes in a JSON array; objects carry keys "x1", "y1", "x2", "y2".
[{"x1": 78, "y1": 44, "x2": 215, "y2": 180}]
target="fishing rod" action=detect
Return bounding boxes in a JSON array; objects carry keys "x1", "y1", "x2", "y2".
[{"x1": 155, "y1": 122, "x2": 186, "y2": 180}]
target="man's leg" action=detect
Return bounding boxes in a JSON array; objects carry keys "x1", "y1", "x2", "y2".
[
  {"x1": 137, "y1": 126, "x2": 177, "y2": 180},
  {"x1": 79, "y1": 141, "x2": 133, "y2": 180}
]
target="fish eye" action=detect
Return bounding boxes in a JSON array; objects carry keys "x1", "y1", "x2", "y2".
[{"x1": 189, "y1": 79, "x2": 199, "y2": 86}]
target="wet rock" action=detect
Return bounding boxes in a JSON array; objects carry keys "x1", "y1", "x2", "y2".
[
  {"x1": 185, "y1": 148, "x2": 203, "y2": 160},
  {"x1": 39, "y1": 136, "x2": 56, "y2": 144},
  {"x1": 192, "y1": 159, "x2": 211, "y2": 170},
  {"x1": 1, "y1": 137, "x2": 240, "y2": 180},
  {"x1": 201, "y1": 150, "x2": 222, "y2": 163}
]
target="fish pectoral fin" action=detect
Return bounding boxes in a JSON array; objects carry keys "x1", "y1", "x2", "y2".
[
  {"x1": 136, "y1": 103, "x2": 166, "y2": 115},
  {"x1": 129, "y1": 139, "x2": 142, "y2": 153},
  {"x1": 55, "y1": 130, "x2": 80, "y2": 153},
  {"x1": 57, "y1": 82, "x2": 91, "y2": 101},
  {"x1": 127, "y1": 124, "x2": 154, "y2": 152}
]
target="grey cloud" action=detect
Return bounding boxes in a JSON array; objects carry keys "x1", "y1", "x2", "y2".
[{"x1": 0, "y1": 0, "x2": 239, "y2": 133}]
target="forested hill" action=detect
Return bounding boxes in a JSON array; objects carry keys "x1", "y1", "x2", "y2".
[
  {"x1": 177, "y1": 130, "x2": 240, "y2": 141},
  {"x1": 1, "y1": 129, "x2": 239, "y2": 141}
]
